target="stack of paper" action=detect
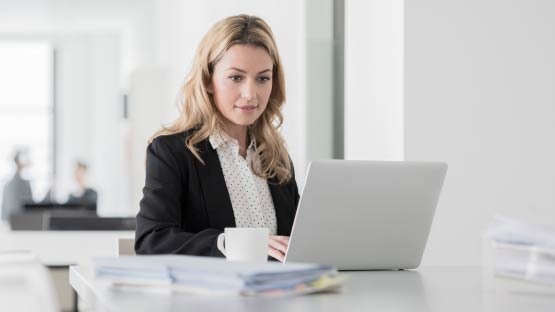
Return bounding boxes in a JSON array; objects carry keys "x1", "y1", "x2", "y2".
[
  {"x1": 93, "y1": 255, "x2": 345, "y2": 297},
  {"x1": 485, "y1": 216, "x2": 555, "y2": 286},
  {"x1": 486, "y1": 216, "x2": 555, "y2": 248}
]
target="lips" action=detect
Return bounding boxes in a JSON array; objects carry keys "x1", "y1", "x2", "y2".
[{"x1": 235, "y1": 105, "x2": 258, "y2": 112}]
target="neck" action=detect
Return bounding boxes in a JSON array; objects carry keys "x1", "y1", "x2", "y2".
[{"x1": 224, "y1": 123, "x2": 249, "y2": 150}]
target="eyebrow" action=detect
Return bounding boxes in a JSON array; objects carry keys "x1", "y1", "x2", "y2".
[{"x1": 226, "y1": 67, "x2": 272, "y2": 74}]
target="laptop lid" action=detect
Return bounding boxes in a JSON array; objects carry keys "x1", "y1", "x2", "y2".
[{"x1": 284, "y1": 160, "x2": 447, "y2": 270}]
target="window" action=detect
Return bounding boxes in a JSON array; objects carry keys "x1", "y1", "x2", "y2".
[{"x1": 0, "y1": 41, "x2": 54, "y2": 203}]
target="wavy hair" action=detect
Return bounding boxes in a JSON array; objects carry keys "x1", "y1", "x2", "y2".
[{"x1": 149, "y1": 14, "x2": 292, "y2": 184}]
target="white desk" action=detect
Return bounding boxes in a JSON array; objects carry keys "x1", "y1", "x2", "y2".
[
  {"x1": 0, "y1": 229, "x2": 134, "y2": 311},
  {"x1": 0, "y1": 230, "x2": 134, "y2": 266},
  {"x1": 69, "y1": 265, "x2": 555, "y2": 312}
]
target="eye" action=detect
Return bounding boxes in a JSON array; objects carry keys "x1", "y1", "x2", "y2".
[
  {"x1": 257, "y1": 76, "x2": 271, "y2": 83},
  {"x1": 229, "y1": 75, "x2": 243, "y2": 82}
]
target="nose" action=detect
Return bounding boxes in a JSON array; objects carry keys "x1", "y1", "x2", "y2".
[{"x1": 241, "y1": 80, "x2": 256, "y2": 101}]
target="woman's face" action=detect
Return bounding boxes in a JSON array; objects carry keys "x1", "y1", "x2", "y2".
[{"x1": 208, "y1": 44, "x2": 273, "y2": 130}]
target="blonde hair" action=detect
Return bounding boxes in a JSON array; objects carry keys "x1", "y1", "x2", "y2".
[{"x1": 149, "y1": 14, "x2": 292, "y2": 184}]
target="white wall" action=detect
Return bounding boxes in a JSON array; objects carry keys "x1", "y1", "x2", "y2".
[
  {"x1": 406, "y1": 0, "x2": 555, "y2": 265},
  {"x1": 344, "y1": 0, "x2": 404, "y2": 160},
  {"x1": 54, "y1": 33, "x2": 123, "y2": 215},
  {"x1": 304, "y1": 0, "x2": 334, "y2": 174},
  {"x1": 345, "y1": 0, "x2": 555, "y2": 266},
  {"x1": 128, "y1": 67, "x2": 173, "y2": 211}
]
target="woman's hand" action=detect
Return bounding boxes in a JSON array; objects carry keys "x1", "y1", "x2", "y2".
[{"x1": 268, "y1": 235, "x2": 289, "y2": 262}]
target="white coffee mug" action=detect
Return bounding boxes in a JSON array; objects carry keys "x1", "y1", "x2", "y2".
[{"x1": 217, "y1": 227, "x2": 269, "y2": 262}]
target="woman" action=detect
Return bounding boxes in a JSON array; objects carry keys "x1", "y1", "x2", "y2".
[{"x1": 135, "y1": 14, "x2": 299, "y2": 262}]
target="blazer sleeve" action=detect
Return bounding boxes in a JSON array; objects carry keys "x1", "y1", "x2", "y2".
[{"x1": 135, "y1": 137, "x2": 224, "y2": 257}]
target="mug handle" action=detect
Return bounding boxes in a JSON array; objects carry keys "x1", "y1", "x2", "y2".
[{"x1": 216, "y1": 233, "x2": 226, "y2": 256}]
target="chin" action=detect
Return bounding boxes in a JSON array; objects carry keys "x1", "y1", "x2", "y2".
[{"x1": 231, "y1": 116, "x2": 259, "y2": 126}]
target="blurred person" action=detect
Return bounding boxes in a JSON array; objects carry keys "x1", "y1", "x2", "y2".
[
  {"x1": 1, "y1": 149, "x2": 33, "y2": 221},
  {"x1": 65, "y1": 161, "x2": 97, "y2": 211}
]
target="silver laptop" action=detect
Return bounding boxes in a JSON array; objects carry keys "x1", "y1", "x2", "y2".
[{"x1": 284, "y1": 160, "x2": 447, "y2": 270}]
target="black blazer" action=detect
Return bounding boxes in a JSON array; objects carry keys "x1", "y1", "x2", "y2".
[{"x1": 135, "y1": 131, "x2": 300, "y2": 257}]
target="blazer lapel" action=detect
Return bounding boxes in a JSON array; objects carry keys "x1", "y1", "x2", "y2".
[
  {"x1": 194, "y1": 141, "x2": 236, "y2": 229},
  {"x1": 194, "y1": 138, "x2": 295, "y2": 236}
]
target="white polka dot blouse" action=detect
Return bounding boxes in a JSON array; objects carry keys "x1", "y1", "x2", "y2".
[{"x1": 209, "y1": 131, "x2": 277, "y2": 235}]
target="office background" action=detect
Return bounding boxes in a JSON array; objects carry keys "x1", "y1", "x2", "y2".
[{"x1": 0, "y1": 0, "x2": 554, "y2": 269}]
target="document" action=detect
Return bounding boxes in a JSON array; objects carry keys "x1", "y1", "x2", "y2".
[
  {"x1": 93, "y1": 255, "x2": 346, "y2": 297},
  {"x1": 486, "y1": 216, "x2": 555, "y2": 286}
]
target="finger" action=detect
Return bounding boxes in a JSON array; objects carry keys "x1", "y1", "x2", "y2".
[
  {"x1": 269, "y1": 236, "x2": 289, "y2": 248},
  {"x1": 269, "y1": 239, "x2": 287, "y2": 253},
  {"x1": 268, "y1": 247, "x2": 283, "y2": 261},
  {"x1": 268, "y1": 246, "x2": 285, "y2": 262},
  {"x1": 273, "y1": 236, "x2": 290, "y2": 244},
  {"x1": 269, "y1": 235, "x2": 287, "y2": 245},
  {"x1": 269, "y1": 238, "x2": 288, "y2": 253}
]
